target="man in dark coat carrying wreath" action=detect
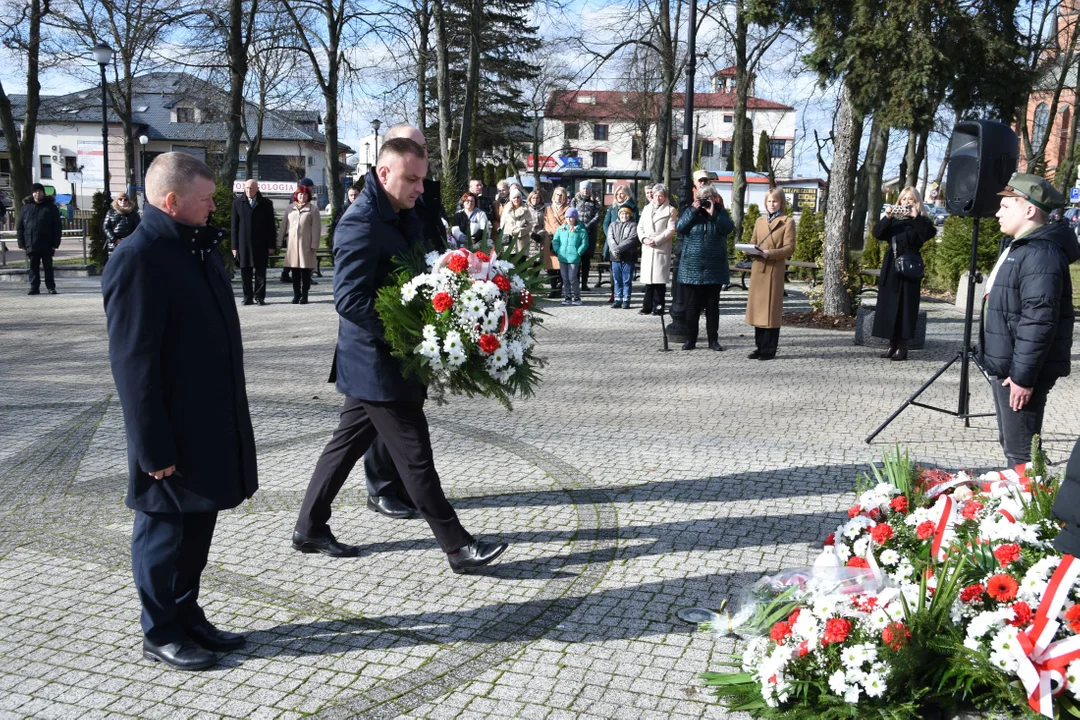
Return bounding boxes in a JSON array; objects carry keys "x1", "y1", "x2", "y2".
[
  {"x1": 102, "y1": 152, "x2": 259, "y2": 671},
  {"x1": 231, "y1": 179, "x2": 278, "y2": 305}
]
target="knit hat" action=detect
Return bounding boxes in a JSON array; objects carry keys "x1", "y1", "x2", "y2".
[
  {"x1": 566, "y1": 207, "x2": 579, "y2": 219},
  {"x1": 618, "y1": 205, "x2": 632, "y2": 218},
  {"x1": 31, "y1": 183, "x2": 45, "y2": 193}
]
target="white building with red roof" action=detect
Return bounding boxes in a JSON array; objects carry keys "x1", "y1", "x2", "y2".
[{"x1": 534, "y1": 68, "x2": 796, "y2": 182}]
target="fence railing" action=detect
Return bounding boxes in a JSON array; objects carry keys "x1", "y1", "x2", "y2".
[{"x1": 0, "y1": 219, "x2": 90, "y2": 267}]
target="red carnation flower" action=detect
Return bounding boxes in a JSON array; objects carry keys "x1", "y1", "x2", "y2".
[
  {"x1": 509, "y1": 308, "x2": 525, "y2": 327},
  {"x1": 993, "y1": 543, "x2": 1021, "y2": 567},
  {"x1": 846, "y1": 557, "x2": 870, "y2": 569},
  {"x1": 478, "y1": 334, "x2": 500, "y2": 354},
  {"x1": 868, "y1": 507, "x2": 883, "y2": 522},
  {"x1": 986, "y1": 574, "x2": 1019, "y2": 603},
  {"x1": 475, "y1": 251, "x2": 490, "y2": 261},
  {"x1": 520, "y1": 290, "x2": 534, "y2": 309},
  {"x1": 960, "y1": 583, "x2": 985, "y2": 603},
  {"x1": 881, "y1": 622, "x2": 910, "y2": 650},
  {"x1": 493, "y1": 274, "x2": 511, "y2": 291},
  {"x1": 431, "y1": 291, "x2": 453, "y2": 313},
  {"x1": 788, "y1": 608, "x2": 801, "y2": 624},
  {"x1": 889, "y1": 496, "x2": 909, "y2": 514},
  {"x1": 1065, "y1": 605, "x2": 1080, "y2": 634},
  {"x1": 769, "y1": 621, "x2": 792, "y2": 644},
  {"x1": 797, "y1": 640, "x2": 809, "y2": 657},
  {"x1": 870, "y1": 523, "x2": 894, "y2": 545},
  {"x1": 824, "y1": 533, "x2": 835, "y2": 547},
  {"x1": 916, "y1": 521, "x2": 936, "y2": 540},
  {"x1": 822, "y1": 618, "x2": 852, "y2": 646},
  {"x1": 1008, "y1": 601, "x2": 1033, "y2": 628},
  {"x1": 847, "y1": 505, "x2": 862, "y2": 519},
  {"x1": 961, "y1": 501, "x2": 984, "y2": 520},
  {"x1": 447, "y1": 253, "x2": 468, "y2": 273}
]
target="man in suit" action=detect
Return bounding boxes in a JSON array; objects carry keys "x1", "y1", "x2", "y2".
[
  {"x1": 293, "y1": 137, "x2": 507, "y2": 573},
  {"x1": 102, "y1": 152, "x2": 259, "y2": 671},
  {"x1": 231, "y1": 179, "x2": 277, "y2": 305}
]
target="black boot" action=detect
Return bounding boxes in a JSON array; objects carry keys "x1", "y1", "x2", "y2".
[
  {"x1": 891, "y1": 340, "x2": 909, "y2": 361},
  {"x1": 880, "y1": 342, "x2": 897, "y2": 359}
]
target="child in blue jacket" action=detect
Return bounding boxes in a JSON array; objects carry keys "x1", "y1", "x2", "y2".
[{"x1": 552, "y1": 207, "x2": 590, "y2": 305}]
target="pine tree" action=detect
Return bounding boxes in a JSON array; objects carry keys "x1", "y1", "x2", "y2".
[
  {"x1": 741, "y1": 203, "x2": 760, "y2": 246},
  {"x1": 756, "y1": 130, "x2": 771, "y2": 179},
  {"x1": 88, "y1": 191, "x2": 109, "y2": 270}
]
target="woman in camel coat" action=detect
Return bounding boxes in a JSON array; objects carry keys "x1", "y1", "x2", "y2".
[
  {"x1": 499, "y1": 187, "x2": 537, "y2": 255},
  {"x1": 278, "y1": 186, "x2": 322, "y2": 304},
  {"x1": 542, "y1": 186, "x2": 569, "y2": 297},
  {"x1": 745, "y1": 187, "x2": 796, "y2": 359},
  {"x1": 636, "y1": 184, "x2": 676, "y2": 315}
]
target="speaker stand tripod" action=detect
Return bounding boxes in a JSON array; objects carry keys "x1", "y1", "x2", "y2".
[{"x1": 865, "y1": 217, "x2": 996, "y2": 443}]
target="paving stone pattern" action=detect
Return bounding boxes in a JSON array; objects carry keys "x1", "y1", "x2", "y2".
[{"x1": 1, "y1": 276, "x2": 1078, "y2": 719}]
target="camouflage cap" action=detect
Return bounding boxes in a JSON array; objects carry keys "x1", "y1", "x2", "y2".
[{"x1": 997, "y1": 173, "x2": 1066, "y2": 212}]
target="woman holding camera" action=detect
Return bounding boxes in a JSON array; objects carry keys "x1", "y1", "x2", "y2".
[
  {"x1": 745, "y1": 187, "x2": 796, "y2": 360},
  {"x1": 676, "y1": 185, "x2": 734, "y2": 350},
  {"x1": 871, "y1": 186, "x2": 936, "y2": 361}
]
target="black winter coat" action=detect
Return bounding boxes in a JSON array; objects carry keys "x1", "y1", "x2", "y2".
[
  {"x1": 978, "y1": 221, "x2": 1079, "y2": 388},
  {"x1": 676, "y1": 206, "x2": 734, "y2": 286},
  {"x1": 231, "y1": 193, "x2": 277, "y2": 268},
  {"x1": 104, "y1": 207, "x2": 141, "y2": 253},
  {"x1": 331, "y1": 168, "x2": 426, "y2": 403},
  {"x1": 16, "y1": 196, "x2": 62, "y2": 255},
  {"x1": 1053, "y1": 437, "x2": 1080, "y2": 555},
  {"x1": 102, "y1": 204, "x2": 259, "y2": 513},
  {"x1": 871, "y1": 215, "x2": 935, "y2": 341}
]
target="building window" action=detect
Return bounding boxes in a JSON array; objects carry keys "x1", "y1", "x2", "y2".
[
  {"x1": 1033, "y1": 103, "x2": 1050, "y2": 148},
  {"x1": 721, "y1": 140, "x2": 733, "y2": 157},
  {"x1": 593, "y1": 123, "x2": 609, "y2": 141},
  {"x1": 631, "y1": 136, "x2": 642, "y2": 160},
  {"x1": 40, "y1": 155, "x2": 52, "y2": 179},
  {"x1": 564, "y1": 123, "x2": 579, "y2": 140},
  {"x1": 605, "y1": 181, "x2": 614, "y2": 195},
  {"x1": 176, "y1": 107, "x2": 194, "y2": 123},
  {"x1": 62, "y1": 156, "x2": 78, "y2": 172},
  {"x1": 698, "y1": 139, "x2": 714, "y2": 157},
  {"x1": 591, "y1": 151, "x2": 608, "y2": 168},
  {"x1": 769, "y1": 139, "x2": 786, "y2": 158},
  {"x1": 723, "y1": 114, "x2": 733, "y2": 123}
]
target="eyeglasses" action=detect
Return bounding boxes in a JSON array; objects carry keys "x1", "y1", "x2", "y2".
[{"x1": 696, "y1": 178, "x2": 710, "y2": 184}]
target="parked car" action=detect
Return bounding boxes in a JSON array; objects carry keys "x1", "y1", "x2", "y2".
[
  {"x1": 1063, "y1": 207, "x2": 1080, "y2": 230},
  {"x1": 927, "y1": 206, "x2": 949, "y2": 226},
  {"x1": 0, "y1": 188, "x2": 11, "y2": 213}
]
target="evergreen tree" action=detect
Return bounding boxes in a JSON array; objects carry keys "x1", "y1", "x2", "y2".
[
  {"x1": 742, "y1": 118, "x2": 755, "y2": 172},
  {"x1": 793, "y1": 207, "x2": 824, "y2": 264},
  {"x1": 741, "y1": 203, "x2": 760, "y2": 246},
  {"x1": 756, "y1": 130, "x2": 770, "y2": 178},
  {"x1": 88, "y1": 191, "x2": 109, "y2": 270}
]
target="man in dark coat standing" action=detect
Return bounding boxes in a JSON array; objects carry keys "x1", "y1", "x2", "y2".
[
  {"x1": 294, "y1": 137, "x2": 507, "y2": 574},
  {"x1": 17, "y1": 183, "x2": 62, "y2": 295},
  {"x1": 980, "y1": 173, "x2": 1080, "y2": 468},
  {"x1": 102, "y1": 152, "x2": 259, "y2": 671},
  {"x1": 231, "y1": 179, "x2": 277, "y2": 305}
]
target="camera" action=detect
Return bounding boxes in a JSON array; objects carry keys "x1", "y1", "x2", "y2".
[{"x1": 700, "y1": 200, "x2": 712, "y2": 211}]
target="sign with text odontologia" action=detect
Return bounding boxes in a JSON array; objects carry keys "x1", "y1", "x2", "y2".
[{"x1": 233, "y1": 180, "x2": 302, "y2": 195}]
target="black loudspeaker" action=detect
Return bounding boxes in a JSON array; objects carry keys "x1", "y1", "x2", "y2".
[{"x1": 945, "y1": 120, "x2": 1019, "y2": 217}]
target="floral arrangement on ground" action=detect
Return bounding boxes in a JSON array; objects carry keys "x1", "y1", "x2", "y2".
[
  {"x1": 702, "y1": 441, "x2": 1080, "y2": 719},
  {"x1": 375, "y1": 239, "x2": 547, "y2": 409}
]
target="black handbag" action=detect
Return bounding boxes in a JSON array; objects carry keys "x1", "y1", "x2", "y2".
[{"x1": 893, "y1": 241, "x2": 924, "y2": 281}]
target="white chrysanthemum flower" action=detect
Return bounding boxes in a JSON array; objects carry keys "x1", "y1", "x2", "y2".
[
  {"x1": 863, "y1": 672, "x2": 886, "y2": 698},
  {"x1": 510, "y1": 275, "x2": 526, "y2": 292},
  {"x1": 841, "y1": 646, "x2": 861, "y2": 668},
  {"x1": 878, "y1": 549, "x2": 900, "y2": 566},
  {"x1": 401, "y1": 283, "x2": 418, "y2": 302},
  {"x1": 813, "y1": 596, "x2": 841, "y2": 619},
  {"x1": 428, "y1": 357, "x2": 446, "y2": 372},
  {"x1": 479, "y1": 313, "x2": 500, "y2": 332},
  {"x1": 842, "y1": 516, "x2": 875, "y2": 540},
  {"x1": 492, "y1": 299, "x2": 507, "y2": 316},
  {"x1": 446, "y1": 350, "x2": 466, "y2": 368},
  {"x1": 865, "y1": 608, "x2": 892, "y2": 631},
  {"x1": 827, "y1": 670, "x2": 847, "y2": 696},
  {"x1": 491, "y1": 347, "x2": 509, "y2": 368},
  {"x1": 418, "y1": 339, "x2": 440, "y2": 358},
  {"x1": 1067, "y1": 661, "x2": 1080, "y2": 699},
  {"x1": 425, "y1": 251, "x2": 441, "y2": 269},
  {"x1": 988, "y1": 650, "x2": 1016, "y2": 673},
  {"x1": 852, "y1": 536, "x2": 870, "y2": 558},
  {"x1": 493, "y1": 259, "x2": 514, "y2": 273},
  {"x1": 422, "y1": 324, "x2": 438, "y2": 340},
  {"x1": 443, "y1": 330, "x2": 463, "y2": 352},
  {"x1": 843, "y1": 685, "x2": 861, "y2": 703}
]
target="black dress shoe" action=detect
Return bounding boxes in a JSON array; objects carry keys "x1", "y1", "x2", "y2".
[
  {"x1": 682, "y1": 341, "x2": 696, "y2": 350},
  {"x1": 748, "y1": 349, "x2": 761, "y2": 359},
  {"x1": 255, "y1": 298, "x2": 266, "y2": 306},
  {"x1": 638, "y1": 309, "x2": 651, "y2": 315},
  {"x1": 142, "y1": 639, "x2": 217, "y2": 671},
  {"x1": 652, "y1": 308, "x2": 664, "y2": 315},
  {"x1": 27, "y1": 289, "x2": 40, "y2": 295},
  {"x1": 185, "y1": 620, "x2": 246, "y2": 652},
  {"x1": 367, "y1": 495, "x2": 418, "y2": 519},
  {"x1": 292, "y1": 530, "x2": 362, "y2": 557},
  {"x1": 291, "y1": 297, "x2": 300, "y2": 304},
  {"x1": 709, "y1": 341, "x2": 725, "y2": 351},
  {"x1": 447, "y1": 540, "x2": 508, "y2": 574},
  {"x1": 758, "y1": 352, "x2": 776, "y2": 361},
  {"x1": 48, "y1": 288, "x2": 58, "y2": 295},
  {"x1": 242, "y1": 298, "x2": 254, "y2": 305}
]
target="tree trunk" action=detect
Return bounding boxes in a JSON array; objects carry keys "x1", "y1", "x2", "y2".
[
  {"x1": 218, "y1": 0, "x2": 249, "y2": 187},
  {"x1": 432, "y1": 0, "x2": 453, "y2": 183},
  {"x1": 822, "y1": 83, "x2": 863, "y2": 317},
  {"x1": 650, "y1": 0, "x2": 674, "y2": 186},
  {"x1": 0, "y1": 0, "x2": 45, "y2": 207},
  {"x1": 416, "y1": 0, "x2": 429, "y2": 132},
  {"x1": 865, "y1": 122, "x2": 889, "y2": 227},
  {"x1": 850, "y1": 121, "x2": 872, "y2": 251},
  {"x1": 455, "y1": 0, "x2": 482, "y2": 188},
  {"x1": 901, "y1": 131, "x2": 917, "y2": 188},
  {"x1": 730, "y1": 0, "x2": 749, "y2": 229},
  {"x1": 323, "y1": 9, "x2": 343, "y2": 225},
  {"x1": 934, "y1": 108, "x2": 960, "y2": 186}
]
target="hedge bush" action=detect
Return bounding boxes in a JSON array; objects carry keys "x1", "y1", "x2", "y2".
[
  {"x1": 210, "y1": 184, "x2": 235, "y2": 272},
  {"x1": 88, "y1": 191, "x2": 108, "y2": 270},
  {"x1": 932, "y1": 216, "x2": 1003, "y2": 289},
  {"x1": 861, "y1": 231, "x2": 882, "y2": 269},
  {"x1": 739, "y1": 203, "x2": 760, "y2": 257}
]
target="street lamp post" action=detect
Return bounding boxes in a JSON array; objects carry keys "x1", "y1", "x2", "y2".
[
  {"x1": 138, "y1": 135, "x2": 148, "y2": 207},
  {"x1": 91, "y1": 42, "x2": 115, "y2": 204},
  {"x1": 372, "y1": 119, "x2": 381, "y2": 160},
  {"x1": 364, "y1": 142, "x2": 370, "y2": 171}
]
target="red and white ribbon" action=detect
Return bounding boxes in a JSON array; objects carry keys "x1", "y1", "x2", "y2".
[
  {"x1": 930, "y1": 496, "x2": 954, "y2": 561},
  {"x1": 1010, "y1": 555, "x2": 1080, "y2": 718}
]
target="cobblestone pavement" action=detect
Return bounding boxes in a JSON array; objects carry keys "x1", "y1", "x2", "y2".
[{"x1": 1, "y1": 275, "x2": 1078, "y2": 720}]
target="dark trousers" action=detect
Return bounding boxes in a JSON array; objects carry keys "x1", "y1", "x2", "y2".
[
  {"x1": 754, "y1": 327, "x2": 780, "y2": 354},
  {"x1": 241, "y1": 266, "x2": 267, "y2": 302},
  {"x1": 684, "y1": 284, "x2": 721, "y2": 344},
  {"x1": 295, "y1": 397, "x2": 471, "y2": 552},
  {"x1": 291, "y1": 268, "x2": 312, "y2": 299},
  {"x1": 641, "y1": 283, "x2": 666, "y2": 313},
  {"x1": 27, "y1": 252, "x2": 55, "y2": 292},
  {"x1": 132, "y1": 511, "x2": 217, "y2": 644},
  {"x1": 364, "y1": 436, "x2": 415, "y2": 505},
  {"x1": 991, "y1": 375, "x2": 1056, "y2": 467}
]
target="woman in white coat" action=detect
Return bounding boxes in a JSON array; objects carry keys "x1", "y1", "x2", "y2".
[
  {"x1": 636, "y1": 184, "x2": 676, "y2": 315},
  {"x1": 277, "y1": 186, "x2": 322, "y2": 304}
]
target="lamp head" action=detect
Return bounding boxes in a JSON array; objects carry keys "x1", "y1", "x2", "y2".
[
  {"x1": 91, "y1": 42, "x2": 114, "y2": 66},
  {"x1": 138, "y1": 135, "x2": 148, "y2": 146},
  {"x1": 372, "y1": 119, "x2": 381, "y2": 133}
]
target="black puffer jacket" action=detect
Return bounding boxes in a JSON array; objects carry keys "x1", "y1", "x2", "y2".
[
  {"x1": 1052, "y1": 437, "x2": 1080, "y2": 555},
  {"x1": 104, "y1": 206, "x2": 142, "y2": 253},
  {"x1": 16, "y1": 195, "x2": 62, "y2": 255},
  {"x1": 978, "y1": 221, "x2": 1080, "y2": 388}
]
